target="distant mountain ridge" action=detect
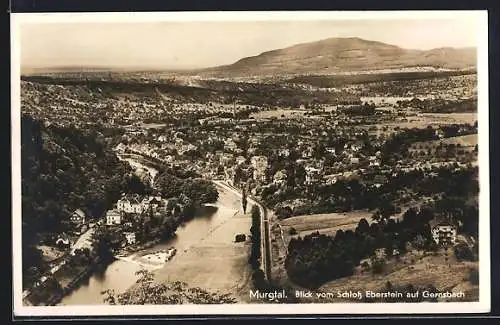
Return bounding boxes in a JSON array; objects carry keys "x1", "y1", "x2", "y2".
[
  {"x1": 22, "y1": 37, "x2": 476, "y2": 78},
  {"x1": 200, "y1": 37, "x2": 476, "y2": 77}
]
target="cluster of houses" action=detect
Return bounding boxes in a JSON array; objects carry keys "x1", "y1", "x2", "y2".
[
  {"x1": 104, "y1": 194, "x2": 173, "y2": 246},
  {"x1": 105, "y1": 194, "x2": 167, "y2": 225}
]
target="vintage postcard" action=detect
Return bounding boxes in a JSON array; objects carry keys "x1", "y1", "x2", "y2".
[{"x1": 11, "y1": 11, "x2": 490, "y2": 317}]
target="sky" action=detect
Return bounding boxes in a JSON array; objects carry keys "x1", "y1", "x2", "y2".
[{"x1": 18, "y1": 17, "x2": 480, "y2": 70}]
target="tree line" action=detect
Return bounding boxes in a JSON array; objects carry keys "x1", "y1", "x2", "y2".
[
  {"x1": 285, "y1": 195, "x2": 478, "y2": 289},
  {"x1": 263, "y1": 166, "x2": 478, "y2": 220},
  {"x1": 21, "y1": 114, "x2": 144, "y2": 289}
]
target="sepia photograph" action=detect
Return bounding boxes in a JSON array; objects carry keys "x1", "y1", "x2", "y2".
[{"x1": 11, "y1": 11, "x2": 490, "y2": 316}]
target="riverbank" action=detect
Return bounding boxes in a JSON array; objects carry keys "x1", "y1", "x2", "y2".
[
  {"x1": 51, "y1": 201, "x2": 214, "y2": 306},
  {"x1": 52, "y1": 153, "x2": 252, "y2": 305},
  {"x1": 151, "y1": 183, "x2": 254, "y2": 303},
  {"x1": 24, "y1": 256, "x2": 112, "y2": 306},
  {"x1": 24, "y1": 238, "x2": 167, "y2": 306},
  {"x1": 56, "y1": 200, "x2": 234, "y2": 305}
]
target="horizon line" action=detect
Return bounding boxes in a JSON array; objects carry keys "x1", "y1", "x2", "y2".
[{"x1": 20, "y1": 36, "x2": 477, "y2": 73}]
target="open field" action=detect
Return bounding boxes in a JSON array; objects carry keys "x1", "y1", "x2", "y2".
[
  {"x1": 412, "y1": 134, "x2": 478, "y2": 148},
  {"x1": 250, "y1": 109, "x2": 308, "y2": 120},
  {"x1": 376, "y1": 112, "x2": 477, "y2": 131},
  {"x1": 421, "y1": 112, "x2": 477, "y2": 123},
  {"x1": 279, "y1": 210, "x2": 373, "y2": 242},
  {"x1": 317, "y1": 249, "x2": 479, "y2": 303},
  {"x1": 409, "y1": 134, "x2": 478, "y2": 154},
  {"x1": 269, "y1": 210, "x2": 373, "y2": 288},
  {"x1": 436, "y1": 134, "x2": 478, "y2": 146}
]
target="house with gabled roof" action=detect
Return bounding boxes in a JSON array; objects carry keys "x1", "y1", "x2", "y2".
[
  {"x1": 142, "y1": 196, "x2": 163, "y2": 212},
  {"x1": 430, "y1": 218, "x2": 458, "y2": 246},
  {"x1": 106, "y1": 209, "x2": 122, "y2": 226},
  {"x1": 70, "y1": 209, "x2": 86, "y2": 226},
  {"x1": 117, "y1": 194, "x2": 147, "y2": 214}
]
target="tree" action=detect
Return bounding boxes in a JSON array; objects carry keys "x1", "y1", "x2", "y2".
[
  {"x1": 371, "y1": 256, "x2": 386, "y2": 274},
  {"x1": 454, "y1": 243, "x2": 475, "y2": 261},
  {"x1": 412, "y1": 234, "x2": 427, "y2": 252},
  {"x1": 125, "y1": 174, "x2": 149, "y2": 195},
  {"x1": 102, "y1": 270, "x2": 236, "y2": 304},
  {"x1": 22, "y1": 245, "x2": 46, "y2": 289},
  {"x1": 249, "y1": 205, "x2": 261, "y2": 268},
  {"x1": 402, "y1": 207, "x2": 419, "y2": 227},
  {"x1": 275, "y1": 206, "x2": 293, "y2": 219},
  {"x1": 91, "y1": 226, "x2": 121, "y2": 261},
  {"x1": 180, "y1": 179, "x2": 219, "y2": 204},
  {"x1": 356, "y1": 218, "x2": 370, "y2": 235},
  {"x1": 233, "y1": 165, "x2": 243, "y2": 185},
  {"x1": 242, "y1": 188, "x2": 248, "y2": 214}
]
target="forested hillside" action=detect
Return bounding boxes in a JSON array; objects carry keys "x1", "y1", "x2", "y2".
[{"x1": 21, "y1": 114, "x2": 139, "y2": 287}]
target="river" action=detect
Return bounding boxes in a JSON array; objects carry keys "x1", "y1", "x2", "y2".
[{"x1": 59, "y1": 158, "x2": 248, "y2": 305}]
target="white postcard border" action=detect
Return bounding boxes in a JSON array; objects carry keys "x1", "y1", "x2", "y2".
[{"x1": 11, "y1": 10, "x2": 490, "y2": 317}]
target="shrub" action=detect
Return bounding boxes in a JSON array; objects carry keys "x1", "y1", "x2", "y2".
[
  {"x1": 468, "y1": 268, "x2": 479, "y2": 285},
  {"x1": 275, "y1": 206, "x2": 293, "y2": 219},
  {"x1": 371, "y1": 257, "x2": 386, "y2": 274},
  {"x1": 454, "y1": 243, "x2": 475, "y2": 261}
]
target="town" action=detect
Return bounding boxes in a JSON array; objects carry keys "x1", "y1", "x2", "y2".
[{"x1": 20, "y1": 65, "x2": 480, "y2": 305}]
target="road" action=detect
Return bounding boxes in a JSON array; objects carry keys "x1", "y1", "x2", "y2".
[
  {"x1": 70, "y1": 227, "x2": 95, "y2": 255},
  {"x1": 23, "y1": 226, "x2": 95, "y2": 304},
  {"x1": 213, "y1": 180, "x2": 272, "y2": 281}
]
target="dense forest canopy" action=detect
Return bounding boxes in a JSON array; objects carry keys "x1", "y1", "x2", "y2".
[
  {"x1": 21, "y1": 114, "x2": 138, "y2": 236},
  {"x1": 286, "y1": 196, "x2": 479, "y2": 289},
  {"x1": 21, "y1": 114, "x2": 143, "y2": 288},
  {"x1": 287, "y1": 70, "x2": 476, "y2": 88}
]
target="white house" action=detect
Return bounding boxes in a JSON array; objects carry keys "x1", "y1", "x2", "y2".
[
  {"x1": 124, "y1": 232, "x2": 137, "y2": 245},
  {"x1": 235, "y1": 156, "x2": 246, "y2": 165},
  {"x1": 220, "y1": 153, "x2": 234, "y2": 166},
  {"x1": 117, "y1": 194, "x2": 146, "y2": 214},
  {"x1": 106, "y1": 209, "x2": 122, "y2": 226},
  {"x1": 305, "y1": 166, "x2": 322, "y2": 185},
  {"x1": 302, "y1": 146, "x2": 314, "y2": 158},
  {"x1": 273, "y1": 169, "x2": 288, "y2": 186},
  {"x1": 369, "y1": 156, "x2": 380, "y2": 167},
  {"x1": 351, "y1": 141, "x2": 364, "y2": 152},
  {"x1": 115, "y1": 143, "x2": 127, "y2": 152},
  {"x1": 224, "y1": 138, "x2": 238, "y2": 151},
  {"x1": 325, "y1": 147, "x2": 336, "y2": 155},
  {"x1": 430, "y1": 219, "x2": 458, "y2": 246},
  {"x1": 350, "y1": 157, "x2": 360, "y2": 164},
  {"x1": 70, "y1": 209, "x2": 86, "y2": 225},
  {"x1": 278, "y1": 148, "x2": 290, "y2": 157}
]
